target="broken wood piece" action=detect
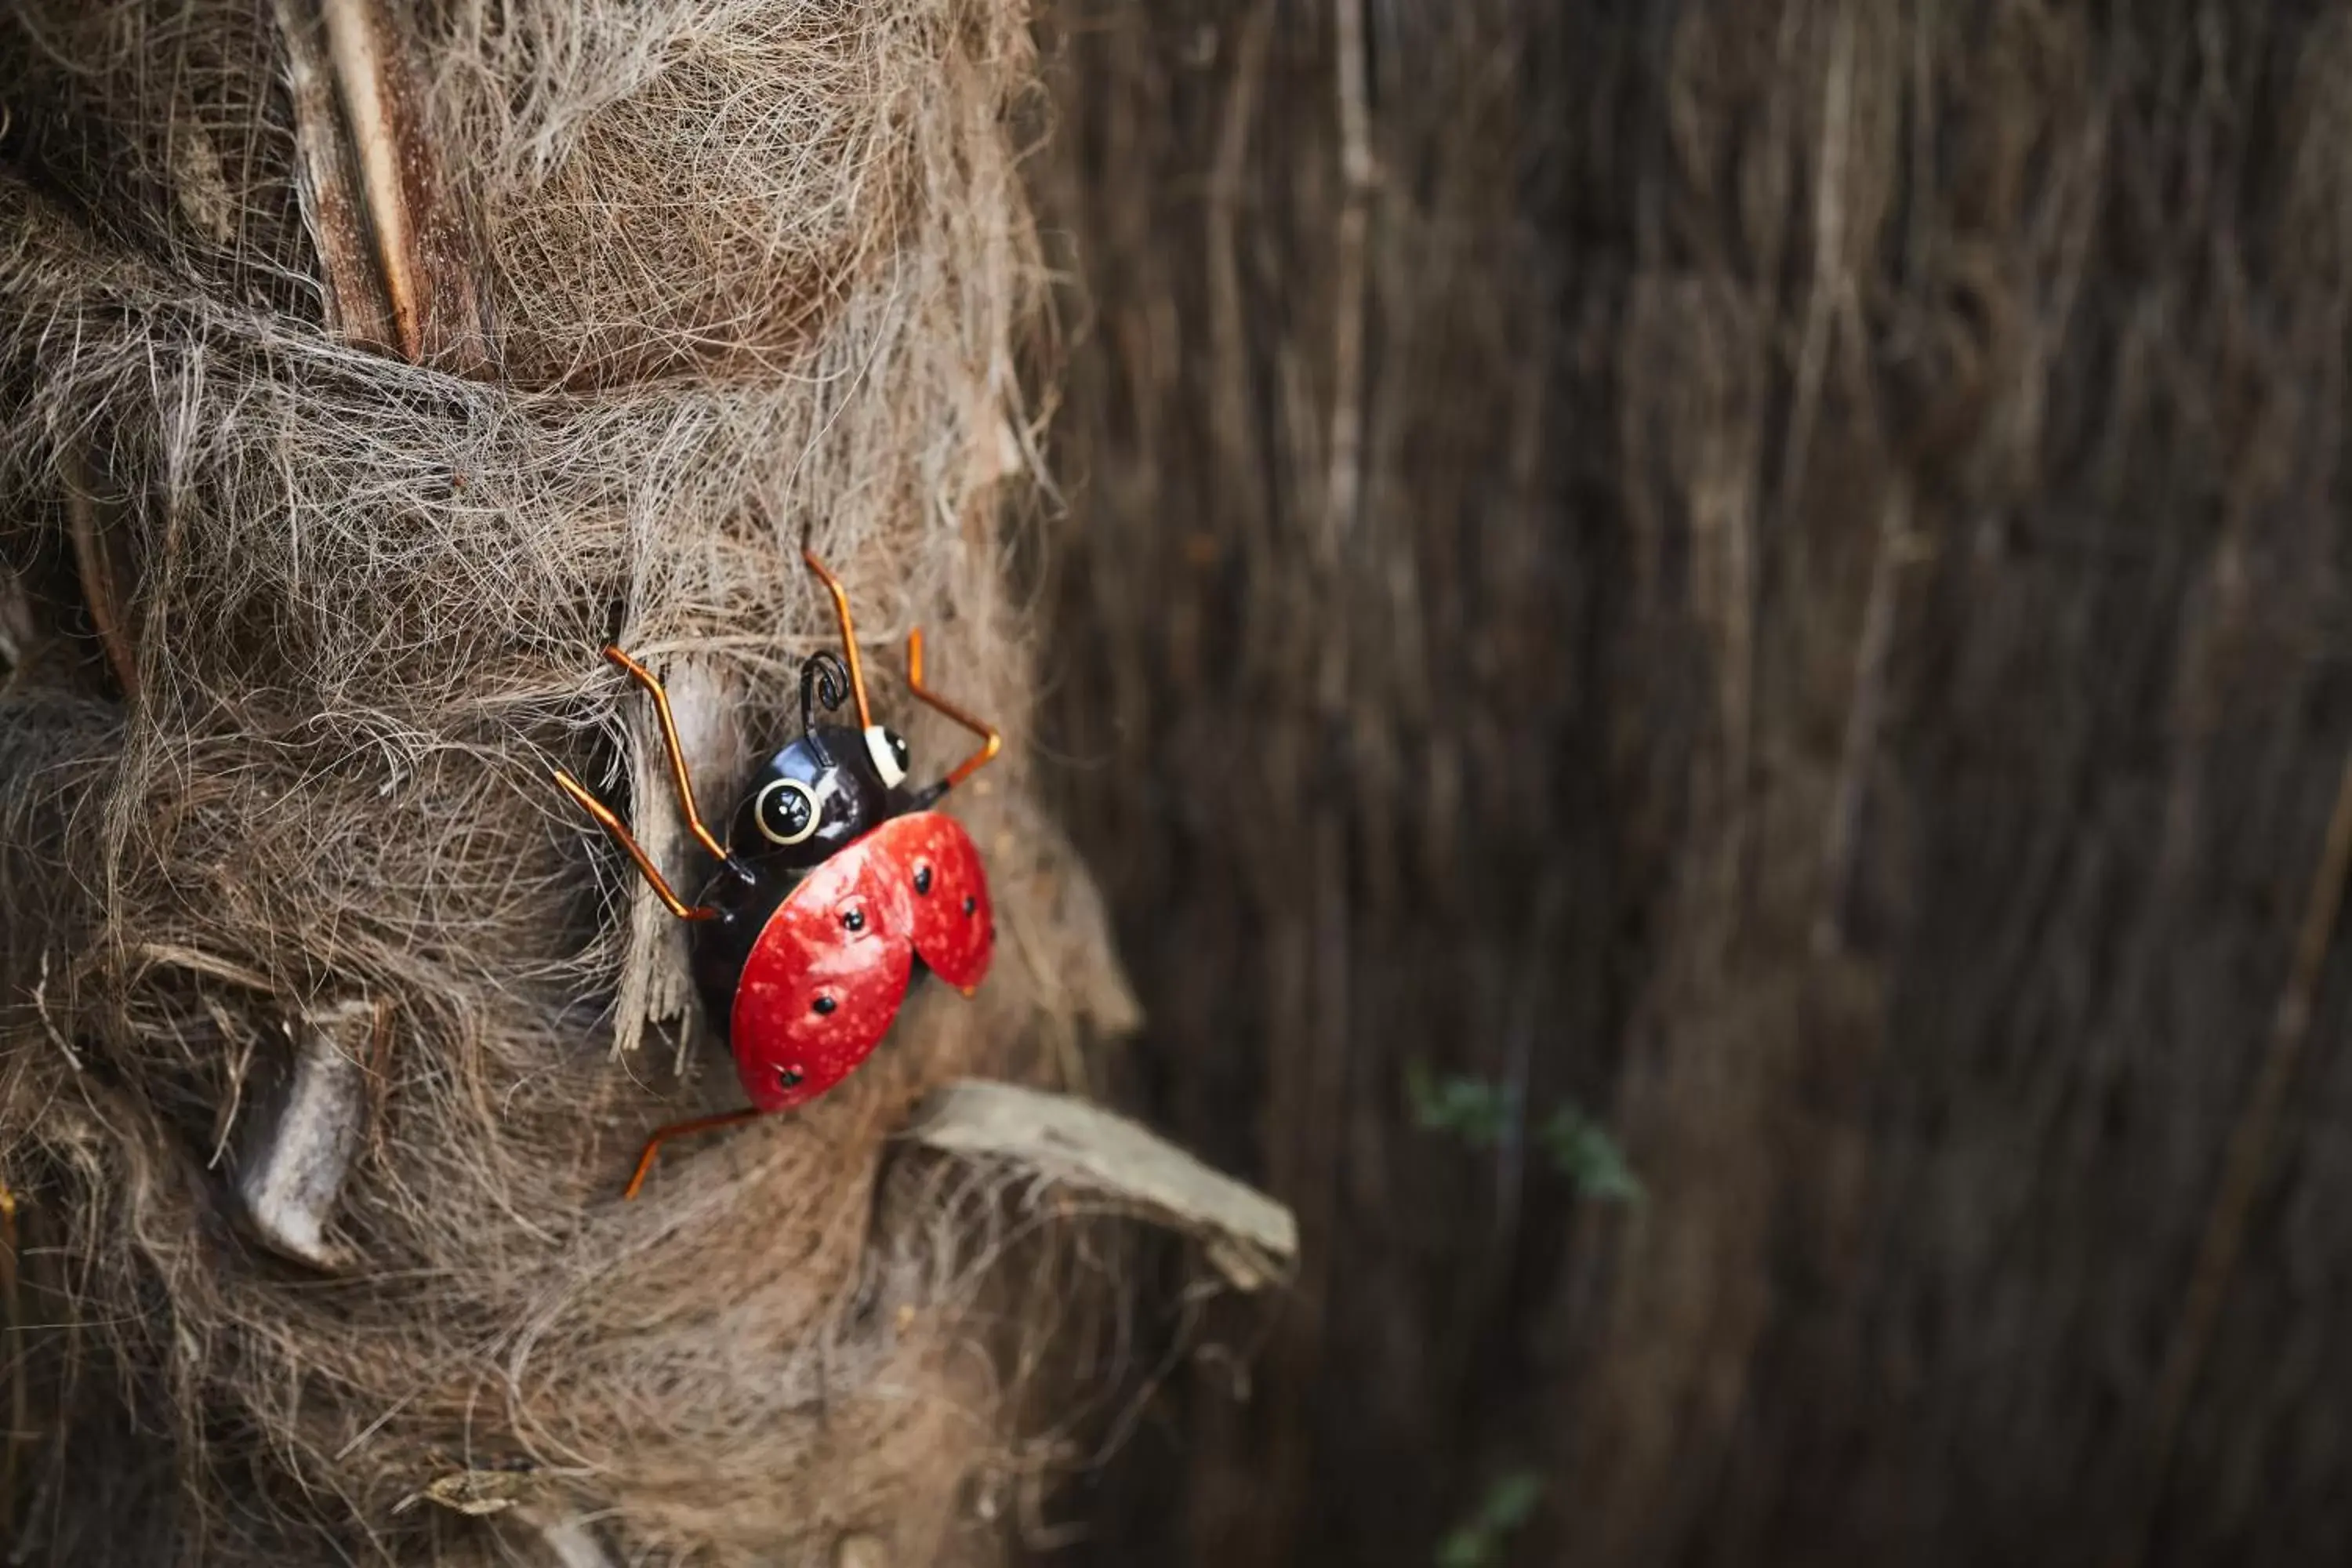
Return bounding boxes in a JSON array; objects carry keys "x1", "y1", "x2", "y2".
[
  {"x1": 903, "y1": 1080, "x2": 1298, "y2": 1290},
  {"x1": 276, "y1": 0, "x2": 393, "y2": 350},
  {"x1": 235, "y1": 998, "x2": 378, "y2": 1271},
  {"x1": 608, "y1": 655, "x2": 746, "y2": 1067},
  {"x1": 274, "y1": 0, "x2": 491, "y2": 371}
]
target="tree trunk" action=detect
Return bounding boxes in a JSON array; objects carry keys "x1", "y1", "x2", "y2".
[{"x1": 1039, "y1": 2, "x2": 2352, "y2": 1564}]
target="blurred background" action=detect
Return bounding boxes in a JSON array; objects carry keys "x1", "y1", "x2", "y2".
[{"x1": 1029, "y1": 3, "x2": 2352, "y2": 1564}]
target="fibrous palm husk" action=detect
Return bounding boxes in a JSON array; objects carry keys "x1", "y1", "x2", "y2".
[{"x1": 0, "y1": 2, "x2": 1141, "y2": 1563}]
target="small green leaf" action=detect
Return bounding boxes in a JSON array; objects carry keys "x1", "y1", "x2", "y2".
[
  {"x1": 1406, "y1": 1062, "x2": 1514, "y2": 1148},
  {"x1": 1434, "y1": 1529, "x2": 1489, "y2": 1568},
  {"x1": 1539, "y1": 1107, "x2": 1642, "y2": 1202},
  {"x1": 1478, "y1": 1470, "x2": 1544, "y2": 1530},
  {"x1": 1433, "y1": 1471, "x2": 1545, "y2": 1567}
]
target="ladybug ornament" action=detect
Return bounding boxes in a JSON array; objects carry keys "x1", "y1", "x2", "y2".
[{"x1": 555, "y1": 550, "x2": 999, "y2": 1197}]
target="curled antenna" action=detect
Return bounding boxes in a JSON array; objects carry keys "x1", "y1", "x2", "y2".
[{"x1": 800, "y1": 649, "x2": 849, "y2": 735}]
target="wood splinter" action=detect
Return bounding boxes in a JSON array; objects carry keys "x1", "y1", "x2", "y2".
[{"x1": 234, "y1": 998, "x2": 382, "y2": 1272}]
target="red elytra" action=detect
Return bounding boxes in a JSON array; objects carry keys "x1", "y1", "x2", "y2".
[
  {"x1": 730, "y1": 810, "x2": 994, "y2": 1112},
  {"x1": 554, "y1": 550, "x2": 1001, "y2": 1196}
]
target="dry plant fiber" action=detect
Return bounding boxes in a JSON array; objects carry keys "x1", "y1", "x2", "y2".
[{"x1": 0, "y1": 1, "x2": 1136, "y2": 1563}]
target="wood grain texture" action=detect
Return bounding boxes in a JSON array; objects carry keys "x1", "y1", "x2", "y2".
[{"x1": 1036, "y1": 2, "x2": 2352, "y2": 1564}]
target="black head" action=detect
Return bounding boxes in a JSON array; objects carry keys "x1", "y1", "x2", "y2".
[{"x1": 724, "y1": 682, "x2": 914, "y2": 870}]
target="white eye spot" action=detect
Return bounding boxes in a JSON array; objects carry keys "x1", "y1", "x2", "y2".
[
  {"x1": 755, "y1": 778, "x2": 820, "y2": 845},
  {"x1": 865, "y1": 724, "x2": 908, "y2": 789}
]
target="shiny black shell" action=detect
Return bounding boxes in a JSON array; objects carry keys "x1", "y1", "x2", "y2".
[{"x1": 688, "y1": 724, "x2": 920, "y2": 1045}]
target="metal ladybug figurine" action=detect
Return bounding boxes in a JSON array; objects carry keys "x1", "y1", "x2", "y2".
[{"x1": 554, "y1": 550, "x2": 999, "y2": 1198}]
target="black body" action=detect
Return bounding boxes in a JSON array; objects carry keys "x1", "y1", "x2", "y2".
[{"x1": 687, "y1": 723, "x2": 916, "y2": 1044}]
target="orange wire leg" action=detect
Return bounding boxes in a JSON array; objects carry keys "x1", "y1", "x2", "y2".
[
  {"x1": 601, "y1": 644, "x2": 728, "y2": 863},
  {"x1": 622, "y1": 1108, "x2": 767, "y2": 1199},
  {"x1": 553, "y1": 769, "x2": 716, "y2": 921},
  {"x1": 906, "y1": 627, "x2": 1002, "y2": 790},
  {"x1": 800, "y1": 548, "x2": 873, "y2": 731}
]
